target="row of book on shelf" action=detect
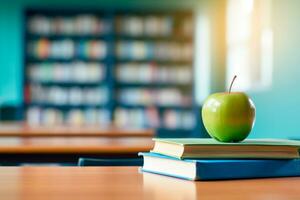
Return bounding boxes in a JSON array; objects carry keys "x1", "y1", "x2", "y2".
[
  {"x1": 116, "y1": 41, "x2": 192, "y2": 61},
  {"x1": 116, "y1": 63, "x2": 192, "y2": 84},
  {"x1": 27, "y1": 107, "x2": 110, "y2": 126},
  {"x1": 27, "y1": 85, "x2": 108, "y2": 106},
  {"x1": 28, "y1": 62, "x2": 105, "y2": 83},
  {"x1": 118, "y1": 88, "x2": 191, "y2": 106},
  {"x1": 28, "y1": 39, "x2": 192, "y2": 61},
  {"x1": 27, "y1": 84, "x2": 191, "y2": 107},
  {"x1": 28, "y1": 15, "x2": 193, "y2": 37},
  {"x1": 28, "y1": 39, "x2": 107, "y2": 59},
  {"x1": 26, "y1": 107, "x2": 195, "y2": 129},
  {"x1": 29, "y1": 15, "x2": 110, "y2": 35},
  {"x1": 28, "y1": 62, "x2": 192, "y2": 85},
  {"x1": 115, "y1": 108, "x2": 195, "y2": 129},
  {"x1": 116, "y1": 15, "x2": 193, "y2": 37}
]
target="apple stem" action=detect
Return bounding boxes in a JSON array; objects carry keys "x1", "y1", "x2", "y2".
[{"x1": 229, "y1": 75, "x2": 237, "y2": 93}]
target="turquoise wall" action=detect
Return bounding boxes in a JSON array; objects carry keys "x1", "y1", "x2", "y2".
[
  {"x1": 0, "y1": 2, "x2": 22, "y2": 105},
  {"x1": 249, "y1": 0, "x2": 300, "y2": 139}
]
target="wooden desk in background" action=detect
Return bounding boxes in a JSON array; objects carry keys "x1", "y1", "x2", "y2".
[
  {"x1": 0, "y1": 123, "x2": 154, "y2": 165},
  {"x1": 0, "y1": 123, "x2": 154, "y2": 137},
  {"x1": 0, "y1": 167, "x2": 299, "y2": 200}
]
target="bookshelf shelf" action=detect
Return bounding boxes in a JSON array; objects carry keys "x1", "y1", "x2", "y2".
[
  {"x1": 24, "y1": 9, "x2": 195, "y2": 137},
  {"x1": 27, "y1": 57, "x2": 108, "y2": 63},
  {"x1": 28, "y1": 34, "x2": 108, "y2": 40},
  {"x1": 28, "y1": 34, "x2": 192, "y2": 42},
  {"x1": 26, "y1": 103, "x2": 108, "y2": 109},
  {"x1": 115, "y1": 104, "x2": 193, "y2": 110},
  {"x1": 115, "y1": 35, "x2": 193, "y2": 42},
  {"x1": 28, "y1": 81, "x2": 107, "y2": 87},
  {"x1": 115, "y1": 59, "x2": 192, "y2": 65}
]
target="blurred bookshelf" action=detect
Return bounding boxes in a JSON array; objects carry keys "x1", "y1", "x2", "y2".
[{"x1": 24, "y1": 9, "x2": 195, "y2": 137}]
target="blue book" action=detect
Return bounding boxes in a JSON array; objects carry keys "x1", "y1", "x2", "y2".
[{"x1": 139, "y1": 152, "x2": 300, "y2": 181}]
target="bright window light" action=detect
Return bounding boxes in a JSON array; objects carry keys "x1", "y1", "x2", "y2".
[
  {"x1": 195, "y1": 13, "x2": 211, "y2": 104},
  {"x1": 226, "y1": 0, "x2": 273, "y2": 91}
]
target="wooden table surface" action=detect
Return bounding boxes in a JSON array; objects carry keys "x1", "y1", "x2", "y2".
[
  {"x1": 0, "y1": 124, "x2": 154, "y2": 164},
  {"x1": 0, "y1": 123, "x2": 154, "y2": 154},
  {"x1": 0, "y1": 136, "x2": 154, "y2": 154},
  {"x1": 0, "y1": 123, "x2": 154, "y2": 137},
  {"x1": 0, "y1": 167, "x2": 299, "y2": 200}
]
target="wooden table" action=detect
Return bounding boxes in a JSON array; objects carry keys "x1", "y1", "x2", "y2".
[
  {"x1": 0, "y1": 124, "x2": 154, "y2": 165},
  {"x1": 0, "y1": 136, "x2": 153, "y2": 165},
  {"x1": 0, "y1": 123, "x2": 154, "y2": 137},
  {"x1": 0, "y1": 136, "x2": 153, "y2": 154},
  {"x1": 0, "y1": 167, "x2": 299, "y2": 200}
]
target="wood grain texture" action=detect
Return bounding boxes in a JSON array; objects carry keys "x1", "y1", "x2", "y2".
[
  {"x1": 0, "y1": 167, "x2": 299, "y2": 200},
  {"x1": 0, "y1": 123, "x2": 154, "y2": 137},
  {"x1": 0, "y1": 137, "x2": 153, "y2": 154},
  {"x1": 0, "y1": 123, "x2": 154, "y2": 154}
]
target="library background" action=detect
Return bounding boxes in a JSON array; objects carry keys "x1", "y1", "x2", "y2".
[
  {"x1": 3, "y1": 0, "x2": 300, "y2": 167},
  {"x1": 0, "y1": 0, "x2": 221, "y2": 140}
]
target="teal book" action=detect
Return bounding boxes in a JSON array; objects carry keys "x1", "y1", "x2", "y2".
[
  {"x1": 139, "y1": 152, "x2": 300, "y2": 181},
  {"x1": 151, "y1": 138, "x2": 300, "y2": 159}
]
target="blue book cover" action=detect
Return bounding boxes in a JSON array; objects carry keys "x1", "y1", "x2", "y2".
[{"x1": 139, "y1": 152, "x2": 300, "y2": 181}]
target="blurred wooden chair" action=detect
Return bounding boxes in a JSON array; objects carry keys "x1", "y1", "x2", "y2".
[{"x1": 78, "y1": 157, "x2": 143, "y2": 166}]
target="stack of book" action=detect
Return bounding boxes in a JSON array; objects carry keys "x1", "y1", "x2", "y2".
[{"x1": 139, "y1": 138, "x2": 300, "y2": 180}]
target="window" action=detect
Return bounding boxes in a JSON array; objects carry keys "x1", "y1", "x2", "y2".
[{"x1": 226, "y1": 0, "x2": 273, "y2": 91}]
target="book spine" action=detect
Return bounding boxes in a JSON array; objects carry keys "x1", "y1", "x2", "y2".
[{"x1": 196, "y1": 159, "x2": 300, "y2": 180}]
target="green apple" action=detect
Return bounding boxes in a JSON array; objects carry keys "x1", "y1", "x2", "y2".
[{"x1": 201, "y1": 76, "x2": 255, "y2": 142}]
